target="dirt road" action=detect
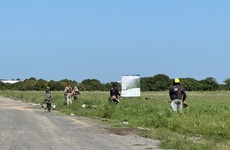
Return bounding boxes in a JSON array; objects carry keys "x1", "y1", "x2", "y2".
[{"x1": 0, "y1": 96, "x2": 161, "y2": 150}]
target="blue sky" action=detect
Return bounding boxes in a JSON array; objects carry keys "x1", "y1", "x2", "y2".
[{"x1": 1, "y1": 1, "x2": 230, "y2": 84}]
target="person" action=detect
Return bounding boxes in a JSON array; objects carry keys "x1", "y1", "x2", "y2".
[
  {"x1": 72, "y1": 85, "x2": 82, "y2": 100},
  {"x1": 43, "y1": 87, "x2": 53, "y2": 112},
  {"x1": 64, "y1": 84, "x2": 72, "y2": 106},
  {"x1": 109, "y1": 84, "x2": 120, "y2": 103},
  {"x1": 169, "y1": 78, "x2": 187, "y2": 111}
]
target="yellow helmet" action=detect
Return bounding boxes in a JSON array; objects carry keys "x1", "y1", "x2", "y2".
[{"x1": 174, "y1": 78, "x2": 180, "y2": 83}]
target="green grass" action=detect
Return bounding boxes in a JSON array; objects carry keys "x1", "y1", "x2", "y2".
[{"x1": 1, "y1": 90, "x2": 230, "y2": 150}]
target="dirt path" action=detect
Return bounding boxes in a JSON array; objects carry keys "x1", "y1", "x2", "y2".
[{"x1": 0, "y1": 96, "x2": 161, "y2": 150}]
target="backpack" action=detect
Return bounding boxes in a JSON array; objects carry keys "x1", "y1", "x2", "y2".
[{"x1": 173, "y1": 85, "x2": 182, "y2": 99}]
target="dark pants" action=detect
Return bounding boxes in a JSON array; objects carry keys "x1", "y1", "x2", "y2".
[{"x1": 47, "y1": 102, "x2": 51, "y2": 112}]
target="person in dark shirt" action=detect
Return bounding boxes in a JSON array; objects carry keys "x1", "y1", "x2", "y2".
[
  {"x1": 169, "y1": 78, "x2": 187, "y2": 111},
  {"x1": 110, "y1": 84, "x2": 120, "y2": 103}
]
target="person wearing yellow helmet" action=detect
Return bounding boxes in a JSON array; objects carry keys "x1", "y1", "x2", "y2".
[
  {"x1": 169, "y1": 78, "x2": 187, "y2": 111},
  {"x1": 174, "y1": 78, "x2": 180, "y2": 84}
]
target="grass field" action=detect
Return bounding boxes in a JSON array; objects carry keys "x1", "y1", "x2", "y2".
[{"x1": 1, "y1": 90, "x2": 230, "y2": 150}]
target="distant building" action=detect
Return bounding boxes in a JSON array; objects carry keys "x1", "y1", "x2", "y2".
[{"x1": 0, "y1": 79, "x2": 21, "y2": 84}]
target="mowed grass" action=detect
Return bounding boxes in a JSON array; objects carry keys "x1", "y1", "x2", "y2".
[{"x1": 1, "y1": 90, "x2": 230, "y2": 150}]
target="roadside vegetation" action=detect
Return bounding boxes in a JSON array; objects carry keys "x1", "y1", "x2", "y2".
[{"x1": 1, "y1": 90, "x2": 230, "y2": 150}]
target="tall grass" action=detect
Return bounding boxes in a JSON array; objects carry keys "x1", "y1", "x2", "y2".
[{"x1": 1, "y1": 90, "x2": 230, "y2": 150}]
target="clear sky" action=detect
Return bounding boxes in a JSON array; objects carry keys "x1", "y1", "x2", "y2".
[{"x1": 1, "y1": 1, "x2": 230, "y2": 84}]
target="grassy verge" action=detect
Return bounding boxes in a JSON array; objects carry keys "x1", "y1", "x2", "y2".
[{"x1": 1, "y1": 90, "x2": 230, "y2": 150}]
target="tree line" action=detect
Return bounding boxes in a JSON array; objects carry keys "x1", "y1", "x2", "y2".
[{"x1": 1, "y1": 74, "x2": 230, "y2": 91}]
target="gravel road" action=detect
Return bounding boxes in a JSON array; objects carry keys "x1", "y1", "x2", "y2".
[{"x1": 0, "y1": 96, "x2": 161, "y2": 150}]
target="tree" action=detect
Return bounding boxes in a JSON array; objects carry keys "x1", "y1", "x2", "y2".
[
  {"x1": 224, "y1": 78, "x2": 230, "y2": 90},
  {"x1": 140, "y1": 74, "x2": 171, "y2": 91},
  {"x1": 181, "y1": 78, "x2": 201, "y2": 91},
  {"x1": 81, "y1": 79, "x2": 104, "y2": 91},
  {"x1": 22, "y1": 77, "x2": 37, "y2": 90},
  {"x1": 200, "y1": 77, "x2": 219, "y2": 91},
  {"x1": 140, "y1": 76, "x2": 155, "y2": 91},
  {"x1": 35, "y1": 79, "x2": 48, "y2": 90},
  {"x1": 152, "y1": 74, "x2": 171, "y2": 91},
  {"x1": 48, "y1": 80, "x2": 65, "y2": 91},
  {"x1": 1, "y1": 75, "x2": 228, "y2": 91}
]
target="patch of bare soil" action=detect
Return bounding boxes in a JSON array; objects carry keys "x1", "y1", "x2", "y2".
[{"x1": 8, "y1": 100, "x2": 148, "y2": 137}]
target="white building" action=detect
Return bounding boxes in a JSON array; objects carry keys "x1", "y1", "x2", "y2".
[{"x1": 0, "y1": 79, "x2": 20, "y2": 84}]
